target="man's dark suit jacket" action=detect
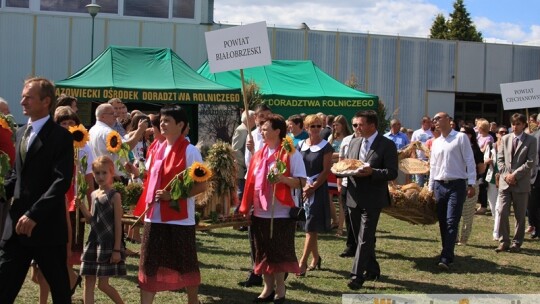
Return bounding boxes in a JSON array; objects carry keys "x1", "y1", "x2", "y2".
[
  {"x1": 346, "y1": 134, "x2": 398, "y2": 209},
  {"x1": 5, "y1": 118, "x2": 73, "y2": 246}
]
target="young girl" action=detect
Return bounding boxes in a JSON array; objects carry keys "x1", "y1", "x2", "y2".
[{"x1": 78, "y1": 156, "x2": 126, "y2": 304}]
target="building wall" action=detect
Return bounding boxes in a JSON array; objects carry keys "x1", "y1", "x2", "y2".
[{"x1": 1, "y1": 10, "x2": 539, "y2": 127}]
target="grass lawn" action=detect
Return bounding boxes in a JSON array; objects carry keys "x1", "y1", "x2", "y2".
[{"x1": 16, "y1": 210, "x2": 540, "y2": 303}]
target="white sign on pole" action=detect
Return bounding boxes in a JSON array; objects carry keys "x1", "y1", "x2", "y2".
[
  {"x1": 205, "y1": 21, "x2": 271, "y2": 73},
  {"x1": 500, "y1": 79, "x2": 540, "y2": 110}
]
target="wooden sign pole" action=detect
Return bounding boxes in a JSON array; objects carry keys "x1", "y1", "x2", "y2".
[{"x1": 240, "y1": 69, "x2": 253, "y2": 140}]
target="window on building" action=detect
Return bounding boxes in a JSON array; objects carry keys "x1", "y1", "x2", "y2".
[
  {"x1": 40, "y1": 0, "x2": 87, "y2": 13},
  {"x1": 96, "y1": 0, "x2": 118, "y2": 14},
  {"x1": 124, "y1": 0, "x2": 168, "y2": 18},
  {"x1": 6, "y1": 0, "x2": 29, "y2": 8},
  {"x1": 172, "y1": 0, "x2": 195, "y2": 19}
]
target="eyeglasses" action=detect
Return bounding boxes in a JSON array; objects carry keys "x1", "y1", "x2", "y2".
[
  {"x1": 103, "y1": 112, "x2": 114, "y2": 115},
  {"x1": 352, "y1": 123, "x2": 359, "y2": 128},
  {"x1": 310, "y1": 125, "x2": 322, "y2": 129},
  {"x1": 498, "y1": 131, "x2": 507, "y2": 134},
  {"x1": 432, "y1": 116, "x2": 444, "y2": 122}
]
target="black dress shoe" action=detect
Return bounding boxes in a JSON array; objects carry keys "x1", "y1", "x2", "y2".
[
  {"x1": 239, "y1": 272, "x2": 263, "y2": 287},
  {"x1": 252, "y1": 290, "x2": 275, "y2": 303},
  {"x1": 273, "y1": 296, "x2": 285, "y2": 304},
  {"x1": 347, "y1": 277, "x2": 364, "y2": 290},
  {"x1": 363, "y1": 272, "x2": 380, "y2": 281},
  {"x1": 339, "y1": 250, "x2": 355, "y2": 258},
  {"x1": 531, "y1": 232, "x2": 539, "y2": 239}
]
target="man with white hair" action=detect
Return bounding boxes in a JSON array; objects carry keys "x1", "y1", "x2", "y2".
[
  {"x1": 89, "y1": 104, "x2": 147, "y2": 174},
  {"x1": 0, "y1": 97, "x2": 10, "y2": 115},
  {"x1": 89, "y1": 103, "x2": 118, "y2": 160}
]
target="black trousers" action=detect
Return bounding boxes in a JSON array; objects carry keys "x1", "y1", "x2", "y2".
[
  {"x1": 349, "y1": 207, "x2": 381, "y2": 278},
  {"x1": 528, "y1": 176, "x2": 540, "y2": 231},
  {"x1": 0, "y1": 237, "x2": 71, "y2": 304},
  {"x1": 341, "y1": 188, "x2": 357, "y2": 251}
]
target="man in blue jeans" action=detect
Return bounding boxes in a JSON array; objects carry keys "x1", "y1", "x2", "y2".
[{"x1": 428, "y1": 112, "x2": 477, "y2": 271}]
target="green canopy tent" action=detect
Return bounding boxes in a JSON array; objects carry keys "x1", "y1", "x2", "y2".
[
  {"x1": 197, "y1": 60, "x2": 378, "y2": 121},
  {"x1": 56, "y1": 46, "x2": 242, "y2": 140}
]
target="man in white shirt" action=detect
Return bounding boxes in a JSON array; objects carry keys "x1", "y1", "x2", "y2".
[
  {"x1": 89, "y1": 104, "x2": 117, "y2": 161},
  {"x1": 411, "y1": 116, "x2": 433, "y2": 186},
  {"x1": 245, "y1": 104, "x2": 272, "y2": 167},
  {"x1": 428, "y1": 112, "x2": 477, "y2": 271}
]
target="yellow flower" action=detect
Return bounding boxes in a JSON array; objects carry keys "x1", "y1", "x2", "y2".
[
  {"x1": 282, "y1": 136, "x2": 296, "y2": 155},
  {"x1": 106, "y1": 130, "x2": 122, "y2": 153},
  {"x1": 188, "y1": 161, "x2": 213, "y2": 183},
  {"x1": 0, "y1": 117, "x2": 10, "y2": 133},
  {"x1": 69, "y1": 124, "x2": 89, "y2": 149}
]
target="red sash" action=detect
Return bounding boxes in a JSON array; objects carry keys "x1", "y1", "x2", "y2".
[
  {"x1": 155, "y1": 137, "x2": 190, "y2": 222},
  {"x1": 239, "y1": 144, "x2": 294, "y2": 214},
  {"x1": 133, "y1": 139, "x2": 161, "y2": 216}
]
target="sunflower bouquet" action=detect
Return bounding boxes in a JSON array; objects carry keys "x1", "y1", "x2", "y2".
[
  {"x1": 268, "y1": 136, "x2": 296, "y2": 238},
  {"x1": 105, "y1": 130, "x2": 131, "y2": 176},
  {"x1": 167, "y1": 161, "x2": 212, "y2": 211},
  {"x1": 130, "y1": 161, "x2": 212, "y2": 229},
  {"x1": 267, "y1": 136, "x2": 296, "y2": 182},
  {"x1": 69, "y1": 124, "x2": 90, "y2": 243}
]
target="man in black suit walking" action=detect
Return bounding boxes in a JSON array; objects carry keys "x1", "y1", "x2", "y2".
[
  {"x1": 0, "y1": 77, "x2": 74, "y2": 303},
  {"x1": 345, "y1": 110, "x2": 398, "y2": 290}
]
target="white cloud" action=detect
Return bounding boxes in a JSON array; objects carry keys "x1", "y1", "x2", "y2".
[{"x1": 214, "y1": 1, "x2": 540, "y2": 46}]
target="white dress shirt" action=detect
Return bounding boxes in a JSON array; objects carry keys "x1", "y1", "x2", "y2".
[
  {"x1": 24, "y1": 116, "x2": 49, "y2": 149},
  {"x1": 428, "y1": 129, "x2": 477, "y2": 191},
  {"x1": 244, "y1": 126, "x2": 264, "y2": 172}
]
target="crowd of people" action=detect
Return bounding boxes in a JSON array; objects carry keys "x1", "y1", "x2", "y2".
[{"x1": 0, "y1": 77, "x2": 539, "y2": 303}]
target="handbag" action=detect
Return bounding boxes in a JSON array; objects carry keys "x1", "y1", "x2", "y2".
[{"x1": 289, "y1": 178, "x2": 306, "y2": 221}]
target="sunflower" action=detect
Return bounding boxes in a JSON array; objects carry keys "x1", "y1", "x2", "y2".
[
  {"x1": 0, "y1": 117, "x2": 10, "y2": 133},
  {"x1": 106, "y1": 130, "x2": 122, "y2": 153},
  {"x1": 69, "y1": 124, "x2": 89, "y2": 149},
  {"x1": 282, "y1": 135, "x2": 296, "y2": 155},
  {"x1": 188, "y1": 161, "x2": 213, "y2": 183}
]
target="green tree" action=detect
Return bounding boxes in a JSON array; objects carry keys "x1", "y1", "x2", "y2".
[
  {"x1": 447, "y1": 0, "x2": 483, "y2": 42},
  {"x1": 429, "y1": 0, "x2": 483, "y2": 42},
  {"x1": 430, "y1": 13, "x2": 448, "y2": 39}
]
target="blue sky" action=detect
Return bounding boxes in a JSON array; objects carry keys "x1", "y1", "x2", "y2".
[{"x1": 214, "y1": 0, "x2": 540, "y2": 46}]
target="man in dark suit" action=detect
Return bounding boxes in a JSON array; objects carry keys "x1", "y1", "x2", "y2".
[
  {"x1": 496, "y1": 113, "x2": 537, "y2": 252},
  {"x1": 345, "y1": 110, "x2": 398, "y2": 290},
  {"x1": 529, "y1": 116, "x2": 540, "y2": 239},
  {"x1": 0, "y1": 77, "x2": 74, "y2": 303}
]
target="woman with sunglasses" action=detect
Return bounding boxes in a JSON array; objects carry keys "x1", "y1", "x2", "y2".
[
  {"x1": 456, "y1": 126, "x2": 486, "y2": 245},
  {"x1": 485, "y1": 126, "x2": 507, "y2": 240},
  {"x1": 296, "y1": 114, "x2": 334, "y2": 276}
]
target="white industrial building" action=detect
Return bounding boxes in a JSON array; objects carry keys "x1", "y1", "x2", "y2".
[{"x1": 1, "y1": 0, "x2": 539, "y2": 129}]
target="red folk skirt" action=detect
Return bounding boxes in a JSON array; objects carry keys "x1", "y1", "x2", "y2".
[
  {"x1": 138, "y1": 222, "x2": 200, "y2": 292},
  {"x1": 251, "y1": 216, "x2": 300, "y2": 275}
]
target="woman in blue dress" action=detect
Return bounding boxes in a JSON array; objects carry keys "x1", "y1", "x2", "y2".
[{"x1": 297, "y1": 114, "x2": 333, "y2": 276}]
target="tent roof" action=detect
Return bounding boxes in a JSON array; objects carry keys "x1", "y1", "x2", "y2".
[
  {"x1": 197, "y1": 60, "x2": 377, "y2": 99},
  {"x1": 56, "y1": 46, "x2": 239, "y2": 96}
]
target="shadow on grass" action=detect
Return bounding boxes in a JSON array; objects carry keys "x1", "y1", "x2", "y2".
[
  {"x1": 198, "y1": 282, "x2": 319, "y2": 304},
  {"x1": 379, "y1": 249, "x2": 536, "y2": 277},
  {"x1": 198, "y1": 230, "x2": 251, "y2": 240},
  {"x1": 378, "y1": 234, "x2": 438, "y2": 243}
]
